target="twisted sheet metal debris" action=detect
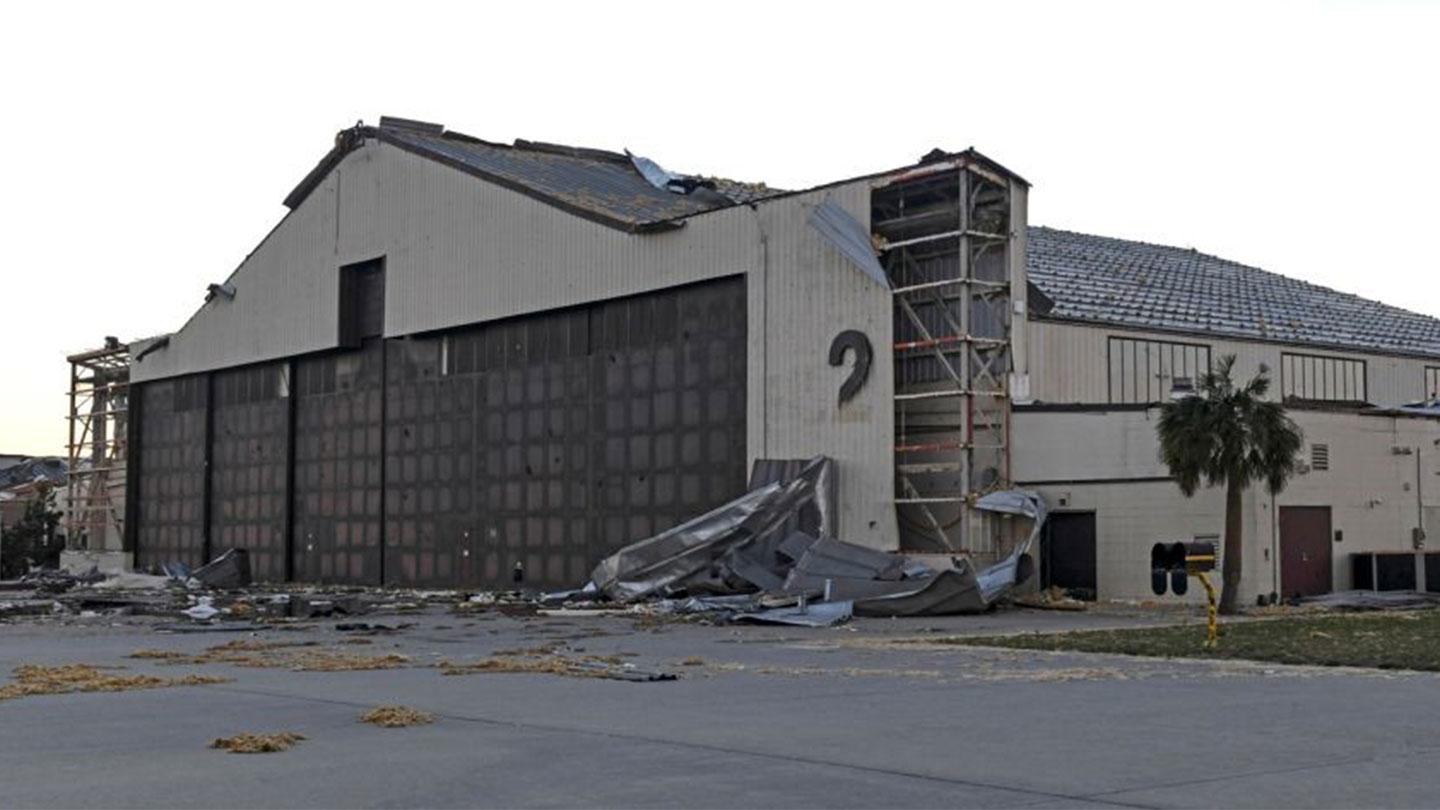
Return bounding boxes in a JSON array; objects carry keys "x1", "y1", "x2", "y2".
[{"x1": 579, "y1": 457, "x2": 1045, "y2": 620}]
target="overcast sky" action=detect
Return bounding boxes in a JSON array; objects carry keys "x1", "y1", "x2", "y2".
[{"x1": 2, "y1": 0, "x2": 1436, "y2": 456}]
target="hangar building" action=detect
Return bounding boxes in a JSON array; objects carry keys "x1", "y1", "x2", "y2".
[{"x1": 96, "y1": 116, "x2": 1439, "y2": 602}]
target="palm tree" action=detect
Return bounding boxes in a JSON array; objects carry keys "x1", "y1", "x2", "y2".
[{"x1": 1158, "y1": 355, "x2": 1304, "y2": 614}]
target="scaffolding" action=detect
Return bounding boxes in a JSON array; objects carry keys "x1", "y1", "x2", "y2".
[
  {"x1": 66, "y1": 338, "x2": 130, "y2": 551},
  {"x1": 873, "y1": 155, "x2": 1016, "y2": 555}
]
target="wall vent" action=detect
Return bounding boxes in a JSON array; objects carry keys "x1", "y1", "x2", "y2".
[{"x1": 1311, "y1": 443, "x2": 1330, "y2": 471}]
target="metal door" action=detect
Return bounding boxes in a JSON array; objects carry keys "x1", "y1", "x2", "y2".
[
  {"x1": 1041, "y1": 511, "x2": 1097, "y2": 600},
  {"x1": 132, "y1": 376, "x2": 209, "y2": 572},
  {"x1": 384, "y1": 277, "x2": 748, "y2": 590},
  {"x1": 209, "y1": 363, "x2": 290, "y2": 582},
  {"x1": 1280, "y1": 506, "x2": 1333, "y2": 598},
  {"x1": 292, "y1": 339, "x2": 385, "y2": 584}
]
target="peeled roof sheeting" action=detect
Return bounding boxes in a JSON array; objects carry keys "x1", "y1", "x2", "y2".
[
  {"x1": 1027, "y1": 226, "x2": 1440, "y2": 359},
  {"x1": 383, "y1": 129, "x2": 743, "y2": 227}
]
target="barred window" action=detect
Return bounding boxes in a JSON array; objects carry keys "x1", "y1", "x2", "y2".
[
  {"x1": 1310, "y1": 443, "x2": 1330, "y2": 472},
  {"x1": 1107, "y1": 337, "x2": 1211, "y2": 404},
  {"x1": 1280, "y1": 352, "x2": 1366, "y2": 403}
]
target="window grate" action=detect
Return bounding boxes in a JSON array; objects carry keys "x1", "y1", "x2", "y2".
[
  {"x1": 1106, "y1": 337, "x2": 1212, "y2": 404},
  {"x1": 1311, "y1": 443, "x2": 1330, "y2": 472}
]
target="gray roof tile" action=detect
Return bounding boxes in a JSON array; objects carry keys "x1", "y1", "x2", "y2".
[{"x1": 1027, "y1": 226, "x2": 1440, "y2": 359}]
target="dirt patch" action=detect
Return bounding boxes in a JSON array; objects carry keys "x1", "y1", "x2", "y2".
[
  {"x1": 210, "y1": 732, "x2": 306, "y2": 753},
  {"x1": 0, "y1": 664, "x2": 229, "y2": 702},
  {"x1": 359, "y1": 705, "x2": 435, "y2": 727}
]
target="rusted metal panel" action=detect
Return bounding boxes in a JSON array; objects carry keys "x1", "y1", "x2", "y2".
[
  {"x1": 292, "y1": 340, "x2": 385, "y2": 585},
  {"x1": 208, "y1": 363, "x2": 290, "y2": 582},
  {"x1": 133, "y1": 376, "x2": 208, "y2": 571}
]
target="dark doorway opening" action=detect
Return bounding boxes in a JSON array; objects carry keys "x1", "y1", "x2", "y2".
[
  {"x1": 1279, "y1": 505, "x2": 1333, "y2": 598},
  {"x1": 1041, "y1": 511, "x2": 1098, "y2": 601}
]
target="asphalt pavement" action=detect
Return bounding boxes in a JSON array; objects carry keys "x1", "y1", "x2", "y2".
[{"x1": 1, "y1": 607, "x2": 1437, "y2": 809}]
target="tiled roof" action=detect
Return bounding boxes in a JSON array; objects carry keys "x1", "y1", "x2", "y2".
[
  {"x1": 286, "y1": 117, "x2": 783, "y2": 232},
  {"x1": 1027, "y1": 226, "x2": 1440, "y2": 360}
]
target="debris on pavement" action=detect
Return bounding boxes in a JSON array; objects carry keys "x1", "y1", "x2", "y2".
[
  {"x1": 127, "y1": 639, "x2": 410, "y2": 671},
  {"x1": 1014, "y1": 586, "x2": 1090, "y2": 612},
  {"x1": 359, "y1": 705, "x2": 435, "y2": 727},
  {"x1": 183, "y1": 596, "x2": 220, "y2": 621},
  {"x1": 438, "y1": 649, "x2": 677, "y2": 682},
  {"x1": 188, "y1": 549, "x2": 252, "y2": 590},
  {"x1": 555, "y1": 457, "x2": 1049, "y2": 623},
  {"x1": 0, "y1": 663, "x2": 229, "y2": 702},
  {"x1": 1298, "y1": 590, "x2": 1440, "y2": 611},
  {"x1": 210, "y1": 732, "x2": 306, "y2": 754}
]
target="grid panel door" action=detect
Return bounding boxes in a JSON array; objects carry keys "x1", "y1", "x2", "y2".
[
  {"x1": 292, "y1": 339, "x2": 385, "y2": 585},
  {"x1": 133, "y1": 377, "x2": 209, "y2": 571}
]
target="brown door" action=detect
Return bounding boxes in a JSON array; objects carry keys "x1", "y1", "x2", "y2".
[{"x1": 1280, "y1": 506, "x2": 1333, "y2": 598}]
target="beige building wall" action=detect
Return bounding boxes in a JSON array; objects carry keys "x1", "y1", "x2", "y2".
[
  {"x1": 130, "y1": 137, "x2": 898, "y2": 550},
  {"x1": 1014, "y1": 406, "x2": 1440, "y2": 603},
  {"x1": 1029, "y1": 319, "x2": 1435, "y2": 407}
]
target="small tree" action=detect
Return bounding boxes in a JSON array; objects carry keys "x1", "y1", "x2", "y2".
[
  {"x1": 0, "y1": 482, "x2": 64, "y2": 579},
  {"x1": 1158, "y1": 355, "x2": 1304, "y2": 614}
]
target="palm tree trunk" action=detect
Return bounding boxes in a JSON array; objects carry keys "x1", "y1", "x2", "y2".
[{"x1": 1219, "y1": 479, "x2": 1244, "y2": 614}]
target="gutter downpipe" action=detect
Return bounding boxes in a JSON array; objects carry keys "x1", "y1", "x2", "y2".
[{"x1": 748, "y1": 204, "x2": 770, "y2": 458}]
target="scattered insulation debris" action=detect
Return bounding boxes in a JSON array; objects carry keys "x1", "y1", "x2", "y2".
[
  {"x1": 437, "y1": 651, "x2": 675, "y2": 682},
  {"x1": 127, "y1": 639, "x2": 409, "y2": 671},
  {"x1": 359, "y1": 705, "x2": 435, "y2": 728},
  {"x1": 0, "y1": 663, "x2": 228, "y2": 701},
  {"x1": 210, "y1": 732, "x2": 306, "y2": 754}
]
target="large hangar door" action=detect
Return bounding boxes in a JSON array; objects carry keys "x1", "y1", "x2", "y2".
[
  {"x1": 209, "y1": 363, "x2": 290, "y2": 582},
  {"x1": 292, "y1": 339, "x2": 386, "y2": 584},
  {"x1": 133, "y1": 376, "x2": 209, "y2": 571},
  {"x1": 385, "y1": 276, "x2": 748, "y2": 590}
]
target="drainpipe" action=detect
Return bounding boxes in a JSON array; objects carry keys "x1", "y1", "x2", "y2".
[
  {"x1": 747, "y1": 205, "x2": 770, "y2": 458},
  {"x1": 1417, "y1": 444, "x2": 1425, "y2": 546},
  {"x1": 1270, "y1": 490, "x2": 1279, "y2": 600}
]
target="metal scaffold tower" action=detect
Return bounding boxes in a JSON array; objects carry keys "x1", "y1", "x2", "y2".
[
  {"x1": 872, "y1": 155, "x2": 1015, "y2": 555},
  {"x1": 66, "y1": 338, "x2": 130, "y2": 551}
]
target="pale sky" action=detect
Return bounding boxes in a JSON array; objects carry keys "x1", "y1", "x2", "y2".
[{"x1": 2, "y1": 0, "x2": 1437, "y2": 456}]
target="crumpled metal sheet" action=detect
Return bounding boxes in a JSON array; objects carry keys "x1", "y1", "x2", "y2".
[
  {"x1": 852, "y1": 490, "x2": 1049, "y2": 617},
  {"x1": 748, "y1": 459, "x2": 837, "y2": 540},
  {"x1": 733, "y1": 600, "x2": 853, "y2": 627},
  {"x1": 787, "y1": 537, "x2": 906, "y2": 582},
  {"x1": 189, "y1": 549, "x2": 252, "y2": 590},
  {"x1": 589, "y1": 457, "x2": 835, "y2": 603},
  {"x1": 808, "y1": 198, "x2": 890, "y2": 288},
  {"x1": 853, "y1": 568, "x2": 985, "y2": 617}
]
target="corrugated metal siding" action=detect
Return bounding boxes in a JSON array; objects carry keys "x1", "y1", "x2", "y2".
[
  {"x1": 748, "y1": 182, "x2": 895, "y2": 550},
  {"x1": 1030, "y1": 319, "x2": 1435, "y2": 406}
]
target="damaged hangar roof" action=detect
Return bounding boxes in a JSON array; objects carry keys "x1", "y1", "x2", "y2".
[
  {"x1": 285, "y1": 116, "x2": 785, "y2": 232},
  {"x1": 286, "y1": 117, "x2": 1439, "y2": 360},
  {"x1": 1026, "y1": 226, "x2": 1440, "y2": 360}
]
